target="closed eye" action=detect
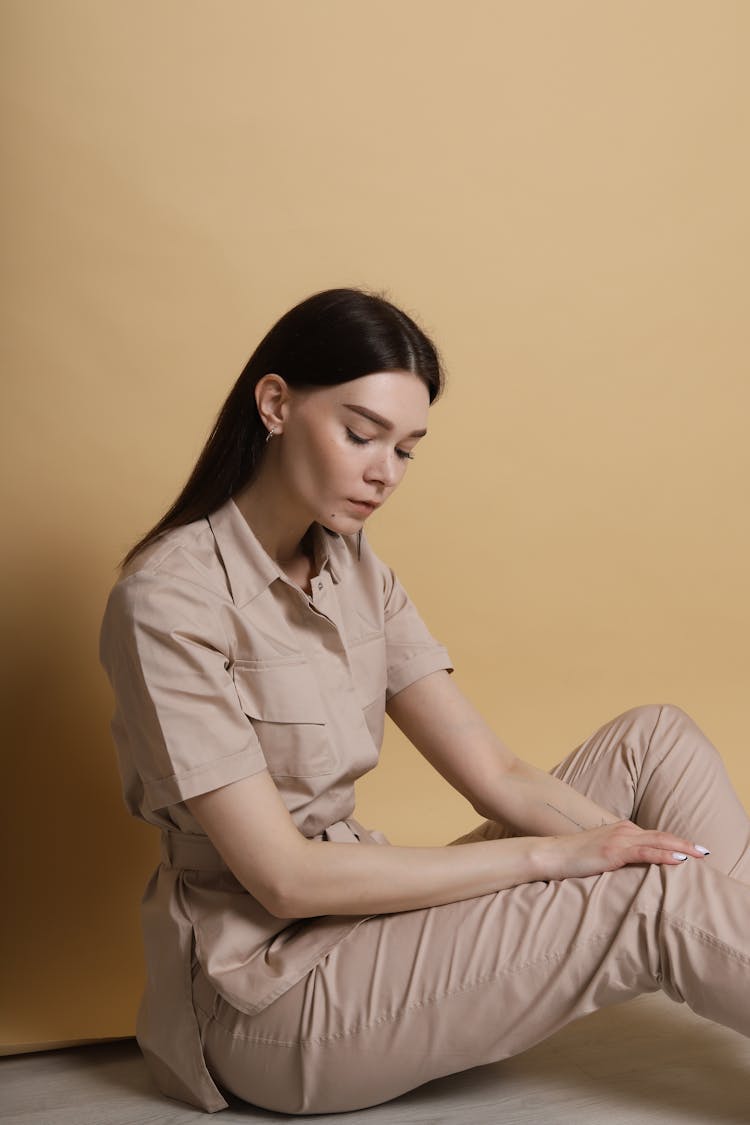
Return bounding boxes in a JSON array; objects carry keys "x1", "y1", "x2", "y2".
[{"x1": 345, "y1": 427, "x2": 415, "y2": 461}]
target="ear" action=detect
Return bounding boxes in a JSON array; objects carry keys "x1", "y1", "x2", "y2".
[{"x1": 255, "y1": 373, "x2": 291, "y2": 433}]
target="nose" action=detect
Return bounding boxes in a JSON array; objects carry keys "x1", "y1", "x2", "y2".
[{"x1": 364, "y1": 447, "x2": 402, "y2": 489}]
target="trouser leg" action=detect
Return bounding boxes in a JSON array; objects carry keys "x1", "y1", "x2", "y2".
[
  {"x1": 455, "y1": 703, "x2": 750, "y2": 882},
  {"x1": 194, "y1": 851, "x2": 750, "y2": 1114},
  {"x1": 193, "y1": 703, "x2": 750, "y2": 1114}
]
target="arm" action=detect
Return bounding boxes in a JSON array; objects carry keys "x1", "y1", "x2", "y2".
[
  {"x1": 386, "y1": 670, "x2": 619, "y2": 836},
  {"x1": 187, "y1": 769, "x2": 546, "y2": 917},
  {"x1": 186, "y1": 766, "x2": 705, "y2": 920}
]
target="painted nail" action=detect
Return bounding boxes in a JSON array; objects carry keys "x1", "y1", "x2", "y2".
[
  {"x1": 695, "y1": 845, "x2": 710, "y2": 855},
  {"x1": 672, "y1": 852, "x2": 688, "y2": 861}
]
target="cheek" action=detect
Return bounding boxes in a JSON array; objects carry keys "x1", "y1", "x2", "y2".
[
  {"x1": 294, "y1": 426, "x2": 351, "y2": 490},
  {"x1": 323, "y1": 439, "x2": 358, "y2": 485}
]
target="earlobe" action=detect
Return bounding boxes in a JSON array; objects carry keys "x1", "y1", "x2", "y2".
[{"x1": 255, "y1": 373, "x2": 290, "y2": 433}]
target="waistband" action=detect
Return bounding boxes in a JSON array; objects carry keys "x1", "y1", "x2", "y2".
[
  {"x1": 160, "y1": 831, "x2": 230, "y2": 871},
  {"x1": 160, "y1": 817, "x2": 377, "y2": 872}
]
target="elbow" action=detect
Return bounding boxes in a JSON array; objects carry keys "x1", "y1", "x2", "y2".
[
  {"x1": 470, "y1": 795, "x2": 506, "y2": 822},
  {"x1": 470, "y1": 797, "x2": 493, "y2": 821},
  {"x1": 467, "y1": 784, "x2": 500, "y2": 822},
  {"x1": 264, "y1": 882, "x2": 309, "y2": 920},
  {"x1": 267, "y1": 890, "x2": 323, "y2": 920},
  {"x1": 250, "y1": 886, "x2": 298, "y2": 920},
  {"x1": 251, "y1": 875, "x2": 302, "y2": 920},
  {"x1": 254, "y1": 853, "x2": 317, "y2": 920},
  {"x1": 264, "y1": 895, "x2": 298, "y2": 921}
]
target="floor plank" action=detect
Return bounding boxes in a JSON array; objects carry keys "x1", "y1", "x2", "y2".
[{"x1": 1, "y1": 994, "x2": 747, "y2": 1124}]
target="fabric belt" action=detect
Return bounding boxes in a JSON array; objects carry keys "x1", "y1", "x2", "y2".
[
  {"x1": 160, "y1": 830, "x2": 230, "y2": 872},
  {"x1": 322, "y1": 818, "x2": 364, "y2": 843},
  {"x1": 160, "y1": 817, "x2": 377, "y2": 872}
]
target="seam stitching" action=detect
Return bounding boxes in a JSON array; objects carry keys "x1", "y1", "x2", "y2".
[
  {"x1": 205, "y1": 929, "x2": 614, "y2": 1047},
  {"x1": 661, "y1": 908, "x2": 750, "y2": 967}
]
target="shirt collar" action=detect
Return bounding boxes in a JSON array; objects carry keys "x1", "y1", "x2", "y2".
[{"x1": 207, "y1": 496, "x2": 353, "y2": 608}]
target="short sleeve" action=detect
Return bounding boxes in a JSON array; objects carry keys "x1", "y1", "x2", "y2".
[
  {"x1": 99, "y1": 571, "x2": 267, "y2": 813},
  {"x1": 381, "y1": 566, "x2": 454, "y2": 701}
]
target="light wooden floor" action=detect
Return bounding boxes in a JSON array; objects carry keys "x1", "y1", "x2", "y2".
[{"x1": 2, "y1": 994, "x2": 748, "y2": 1124}]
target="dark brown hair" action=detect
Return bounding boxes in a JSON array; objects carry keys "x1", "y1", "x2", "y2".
[{"x1": 119, "y1": 287, "x2": 445, "y2": 569}]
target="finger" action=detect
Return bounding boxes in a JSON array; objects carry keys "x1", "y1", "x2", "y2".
[
  {"x1": 626, "y1": 844, "x2": 713, "y2": 866},
  {"x1": 625, "y1": 847, "x2": 692, "y2": 866},
  {"x1": 676, "y1": 839, "x2": 711, "y2": 858},
  {"x1": 640, "y1": 831, "x2": 711, "y2": 859}
]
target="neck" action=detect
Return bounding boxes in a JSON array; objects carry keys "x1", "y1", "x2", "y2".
[{"x1": 232, "y1": 471, "x2": 314, "y2": 568}]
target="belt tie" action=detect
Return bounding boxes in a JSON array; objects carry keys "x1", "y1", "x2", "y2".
[{"x1": 160, "y1": 817, "x2": 385, "y2": 872}]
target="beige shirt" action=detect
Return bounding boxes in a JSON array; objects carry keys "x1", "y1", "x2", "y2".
[{"x1": 99, "y1": 496, "x2": 454, "y2": 1112}]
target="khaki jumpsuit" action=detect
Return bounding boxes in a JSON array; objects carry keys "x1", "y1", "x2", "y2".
[{"x1": 99, "y1": 497, "x2": 750, "y2": 1115}]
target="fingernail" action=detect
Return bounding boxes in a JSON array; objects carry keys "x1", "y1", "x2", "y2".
[
  {"x1": 695, "y1": 845, "x2": 710, "y2": 855},
  {"x1": 672, "y1": 852, "x2": 688, "y2": 861}
]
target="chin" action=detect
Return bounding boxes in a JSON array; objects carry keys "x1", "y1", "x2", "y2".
[{"x1": 320, "y1": 510, "x2": 365, "y2": 532}]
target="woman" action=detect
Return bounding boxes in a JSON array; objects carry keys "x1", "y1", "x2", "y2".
[{"x1": 99, "y1": 288, "x2": 749, "y2": 1115}]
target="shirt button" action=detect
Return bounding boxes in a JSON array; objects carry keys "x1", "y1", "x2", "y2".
[{"x1": 317, "y1": 581, "x2": 323, "y2": 590}]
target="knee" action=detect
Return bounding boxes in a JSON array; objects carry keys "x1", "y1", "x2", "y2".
[
  {"x1": 628, "y1": 703, "x2": 710, "y2": 763},
  {"x1": 619, "y1": 702, "x2": 664, "y2": 737},
  {"x1": 629, "y1": 702, "x2": 693, "y2": 727},
  {"x1": 618, "y1": 703, "x2": 701, "y2": 757}
]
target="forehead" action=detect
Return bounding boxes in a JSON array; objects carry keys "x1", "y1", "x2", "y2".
[{"x1": 315, "y1": 370, "x2": 430, "y2": 418}]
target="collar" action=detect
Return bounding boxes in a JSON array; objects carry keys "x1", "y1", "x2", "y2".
[{"x1": 207, "y1": 496, "x2": 353, "y2": 608}]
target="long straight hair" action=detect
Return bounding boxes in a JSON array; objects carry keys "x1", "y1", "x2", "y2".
[{"x1": 119, "y1": 288, "x2": 445, "y2": 569}]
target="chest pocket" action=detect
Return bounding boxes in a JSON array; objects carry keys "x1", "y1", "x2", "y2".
[
  {"x1": 347, "y1": 632, "x2": 387, "y2": 751},
  {"x1": 231, "y1": 660, "x2": 334, "y2": 777}
]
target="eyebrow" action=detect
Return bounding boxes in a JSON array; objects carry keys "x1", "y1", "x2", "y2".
[{"x1": 342, "y1": 404, "x2": 428, "y2": 439}]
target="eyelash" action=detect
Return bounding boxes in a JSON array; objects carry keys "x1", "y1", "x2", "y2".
[{"x1": 345, "y1": 427, "x2": 415, "y2": 461}]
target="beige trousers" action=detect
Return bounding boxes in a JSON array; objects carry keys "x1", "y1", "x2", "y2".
[{"x1": 192, "y1": 703, "x2": 750, "y2": 1114}]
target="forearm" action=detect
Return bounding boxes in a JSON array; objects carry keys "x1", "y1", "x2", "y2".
[
  {"x1": 280, "y1": 763, "x2": 620, "y2": 917},
  {"x1": 276, "y1": 835, "x2": 547, "y2": 918},
  {"x1": 386, "y1": 675, "x2": 619, "y2": 840},
  {"x1": 189, "y1": 766, "x2": 696, "y2": 924},
  {"x1": 475, "y1": 758, "x2": 620, "y2": 836},
  {"x1": 275, "y1": 773, "x2": 698, "y2": 917}
]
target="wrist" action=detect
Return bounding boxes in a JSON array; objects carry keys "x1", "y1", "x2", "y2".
[
  {"x1": 528, "y1": 834, "x2": 564, "y2": 882},
  {"x1": 500, "y1": 834, "x2": 554, "y2": 885}
]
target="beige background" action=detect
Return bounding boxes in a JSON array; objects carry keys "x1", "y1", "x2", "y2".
[{"x1": 2, "y1": 0, "x2": 748, "y2": 1052}]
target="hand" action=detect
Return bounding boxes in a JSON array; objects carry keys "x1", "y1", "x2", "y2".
[{"x1": 538, "y1": 819, "x2": 709, "y2": 881}]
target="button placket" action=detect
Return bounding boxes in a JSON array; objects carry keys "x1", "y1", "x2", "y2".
[{"x1": 310, "y1": 573, "x2": 327, "y2": 608}]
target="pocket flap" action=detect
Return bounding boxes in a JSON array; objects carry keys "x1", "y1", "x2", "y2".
[{"x1": 232, "y1": 661, "x2": 326, "y2": 724}]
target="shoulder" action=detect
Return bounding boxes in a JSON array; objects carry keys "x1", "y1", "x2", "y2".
[
  {"x1": 121, "y1": 517, "x2": 228, "y2": 592},
  {"x1": 101, "y1": 518, "x2": 231, "y2": 638}
]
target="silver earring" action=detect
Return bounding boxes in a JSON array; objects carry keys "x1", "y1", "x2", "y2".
[{"x1": 265, "y1": 427, "x2": 276, "y2": 444}]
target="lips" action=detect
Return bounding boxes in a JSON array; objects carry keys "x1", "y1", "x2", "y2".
[{"x1": 349, "y1": 498, "x2": 380, "y2": 511}]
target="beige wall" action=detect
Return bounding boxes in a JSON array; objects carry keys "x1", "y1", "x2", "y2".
[{"x1": 3, "y1": 0, "x2": 749, "y2": 1051}]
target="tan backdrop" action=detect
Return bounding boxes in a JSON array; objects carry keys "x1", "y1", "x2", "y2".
[{"x1": 3, "y1": 0, "x2": 748, "y2": 1052}]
